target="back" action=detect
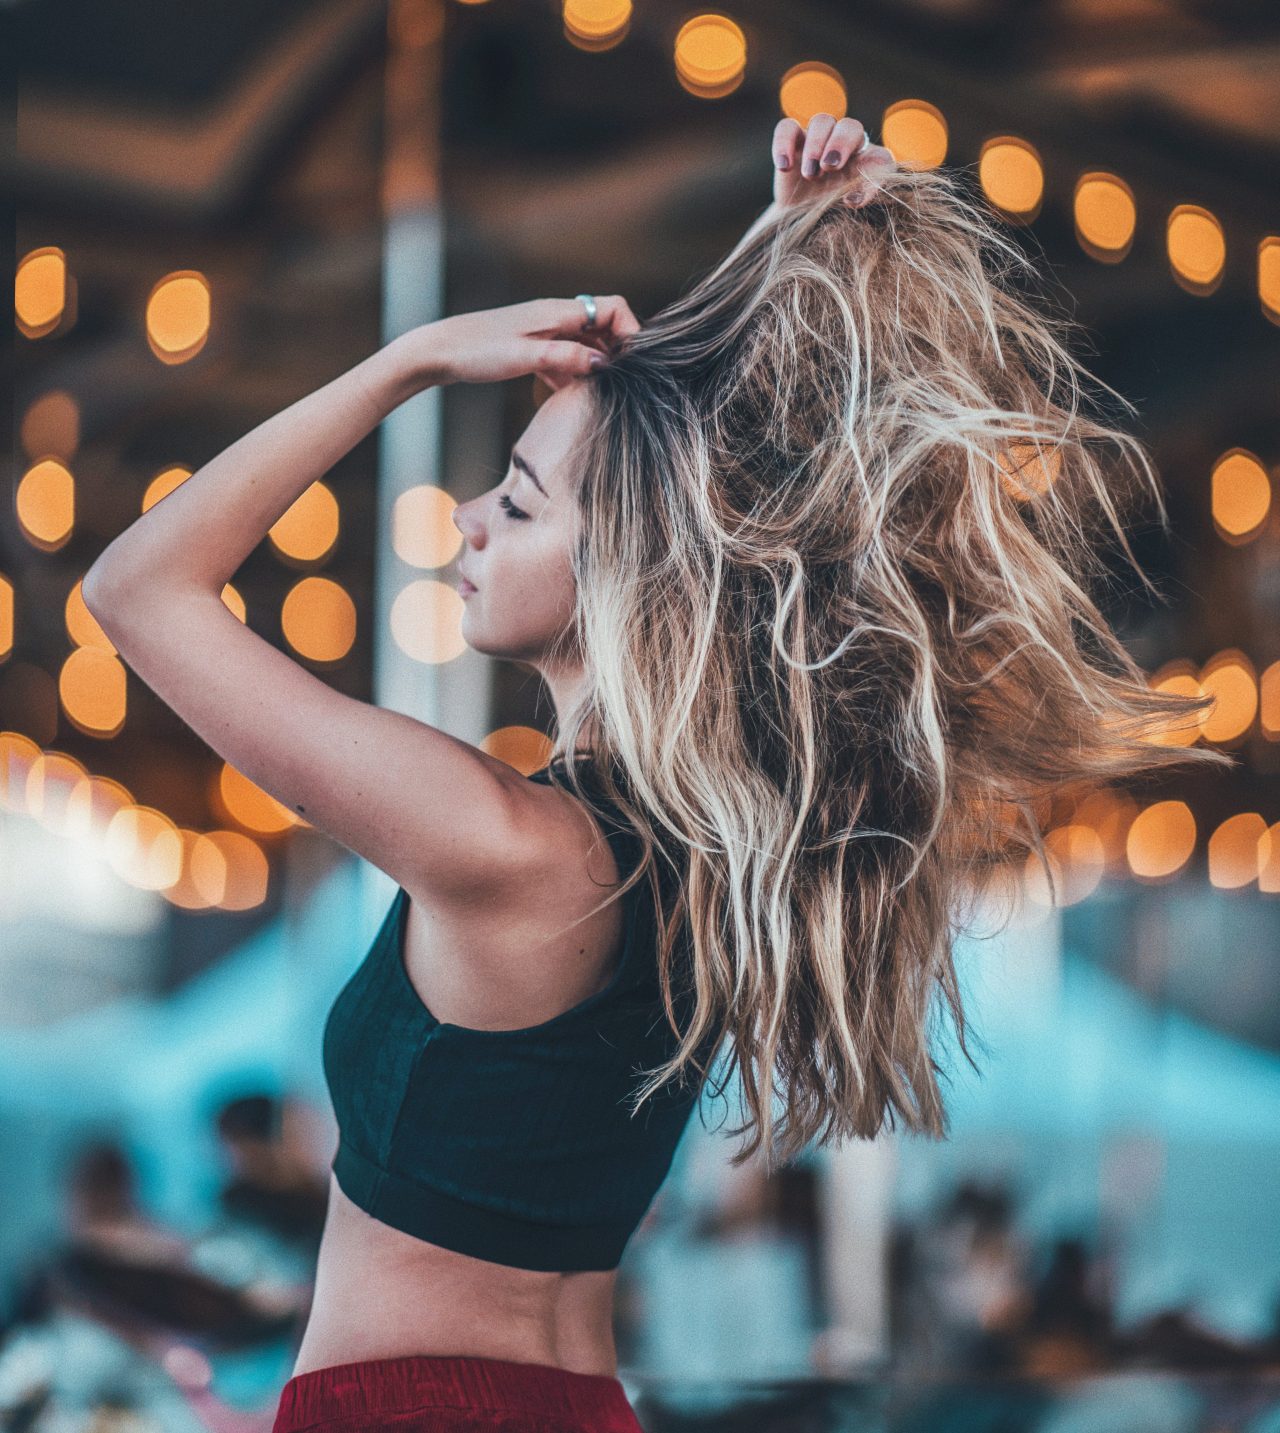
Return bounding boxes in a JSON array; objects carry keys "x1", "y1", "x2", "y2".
[{"x1": 322, "y1": 757, "x2": 710, "y2": 1272}]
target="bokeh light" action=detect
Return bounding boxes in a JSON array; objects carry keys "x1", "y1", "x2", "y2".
[
  {"x1": 189, "y1": 829, "x2": 269, "y2": 910},
  {"x1": 142, "y1": 465, "x2": 192, "y2": 513},
  {"x1": 563, "y1": 0, "x2": 630, "y2": 50},
  {"x1": 389, "y1": 578, "x2": 467, "y2": 664},
  {"x1": 1198, "y1": 651, "x2": 1257, "y2": 744},
  {"x1": 221, "y1": 583, "x2": 247, "y2": 623},
  {"x1": 104, "y1": 804, "x2": 184, "y2": 891},
  {"x1": 65, "y1": 579, "x2": 117, "y2": 653},
  {"x1": 1167, "y1": 205, "x2": 1225, "y2": 294},
  {"x1": 1208, "y1": 813, "x2": 1267, "y2": 890},
  {"x1": 1147, "y1": 662, "x2": 1208, "y2": 747},
  {"x1": 16, "y1": 459, "x2": 75, "y2": 550},
  {"x1": 674, "y1": 14, "x2": 746, "y2": 99},
  {"x1": 63, "y1": 772, "x2": 134, "y2": 846},
  {"x1": 0, "y1": 731, "x2": 41, "y2": 811},
  {"x1": 393, "y1": 484, "x2": 462, "y2": 568},
  {"x1": 165, "y1": 829, "x2": 223, "y2": 911},
  {"x1": 1070, "y1": 788, "x2": 1140, "y2": 872},
  {"x1": 1260, "y1": 236, "x2": 1280, "y2": 324},
  {"x1": 59, "y1": 647, "x2": 127, "y2": 737},
  {"x1": 15, "y1": 248, "x2": 68, "y2": 336},
  {"x1": 218, "y1": 761, "x2": 299, "y2": 835},
  {"x1": 881, "y1": 100, "x2": 947, "y2": 170},
  {"x1": 1261, "y1": 824, "x2": 1280, "y2": 894},
  {"x1": 1211, "y1": 449, "x2": 1271, "y2": 541},
  {"x1": 0, "y1": 576, "x2": 12, "y2": 662},
  {"x1": 146, "y1": 271, "x2": 211, "y2": 362},
  {"x1": 480, "y1": 724, "x2": 556, "y2": 775},
  {"x1": 1126, "y1": 800, "x2": 1197, "y2": 880},
  {"x1": 1261, "y1": 661, "x2": 1280, "y2": 741},
  {"x1": 25, "y1": 750, "x2": 90, "y2": 834},
  {"x1": 20, "y1": 390, "x2": 80, "y2": 460},
  {"x1": 281, "y1": 576, "x2": 356, "y2": 662},
  {"x1": 778, "y1": 64, "x2": 846, "y2": 128},
  {"x1": 269, "y1": 481, "x2": 340, "y2": 563},
  {"x1": 997, "y1": 442, "x2": 1061, "y2": 502},
  {"x1": 979, "y1": 137, "x2": 1043, "y2": 220},
  {"x1": 1024, "y1": 824, "x2": 1107, "y2": 907},
  {"x1": 1074, "y1": 172, "x2": 1136, "y2": 262}
]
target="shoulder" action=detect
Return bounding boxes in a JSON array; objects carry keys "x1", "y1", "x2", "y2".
[
  {"x1": 512, "y1": 766, "x2": 626, "y2": 896},
  {"x1": 404, "y1": 763, "x2": 623, "y2": 920},
  {"x1": 397, "y1": 768, "x2": 632, "y2": 1027}
]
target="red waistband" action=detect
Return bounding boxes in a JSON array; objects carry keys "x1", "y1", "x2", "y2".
[{"x1": 272, "y1": 1353, "x2": 643, "y2": 1432}]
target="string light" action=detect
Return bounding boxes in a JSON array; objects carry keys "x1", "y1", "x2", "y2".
[{"x1": 1074, "y1": 172, "x2": 1136, "y2": 262}]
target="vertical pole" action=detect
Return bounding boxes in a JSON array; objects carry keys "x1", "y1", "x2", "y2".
[
  {"x1": 815, "y1": 1135, "x2": 898, "y2": 1371},
  {"x1": 367, "y1": 0, "x2": 498, "y2": 918},
  {"x1": 376, "y1": 0, "x2": 447, "y2": 727}
]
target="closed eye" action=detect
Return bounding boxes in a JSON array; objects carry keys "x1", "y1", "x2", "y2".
[{"x1": 497, "y1": 493, "x2": 530, "y2": 521}]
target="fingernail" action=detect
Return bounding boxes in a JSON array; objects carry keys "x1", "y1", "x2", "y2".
[
  {"x1": 589, "y1": 353, "x2": 605, "y2": 370},
  {"x1": 802, "y1": 157, "x2": 816, "y2": 177},
  {"x1": 822, "y1": 150, "x2": 840, "y2": 167},
  {"x1": 775, "y1": 153, "x2": 790, "y2": 170}
]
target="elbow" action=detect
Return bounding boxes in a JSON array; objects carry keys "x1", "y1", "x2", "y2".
[
  {"x1": 80, "y1": 564, "x2": 109, "y2": 623},
  {"x1": 81, "y1": 557, "x2": 135, "y2": 631}
]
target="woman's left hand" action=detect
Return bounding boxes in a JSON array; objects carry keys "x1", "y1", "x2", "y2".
[
  {"x1": 417, "y1": 296, "x2": 642, "y2": 391},
  {"x1": 772, "y1": 115, "x2": 894, "y2": 210}
]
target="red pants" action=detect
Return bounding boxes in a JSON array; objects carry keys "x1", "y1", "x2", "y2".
[{"x1": 271, "y1": 1353, "x2": 646, "y2": 1433}]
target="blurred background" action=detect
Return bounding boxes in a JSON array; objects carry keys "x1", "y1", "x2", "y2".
[{"x1": 4, "y1": 0, "x2": 1280, "y2": 1428}]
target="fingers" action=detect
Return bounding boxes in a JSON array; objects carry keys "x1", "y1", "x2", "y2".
[
  {"x1": 800, "y1": 113, "x2": 839, "y2": 178},
  {"x1": 536, "y1": 338, "x2": 608, "y2": 381},
  {"x1": 771, "y1": 114, "x2": 895, "y2": 207},
  {"x1": 769, "y1": 113, "x2": 896, "y2": 208},
  {"x1": 773, "y1": 117, "x2": 804, "y2": 172},
  {"x1": 842, "y1": 141, "x2": 896, "y2": 207},
  {"x1": 589, "y1": 293, "x2": 642, "y2": 340},
  {"x1": 817, "y1": 116, "x2": 869, "y2": 172},
  {"x1": 542, "y1": 294, "x2": 640, "y2": 347}
]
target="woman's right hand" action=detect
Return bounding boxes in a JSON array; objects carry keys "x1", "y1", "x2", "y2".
[{"x1": 772, "y1": 115, "x2": 894, "y2": 210}]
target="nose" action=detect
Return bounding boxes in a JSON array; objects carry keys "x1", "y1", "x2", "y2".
[{"x1": 452, "y1": 498, "x2": 483, "y2": 546}]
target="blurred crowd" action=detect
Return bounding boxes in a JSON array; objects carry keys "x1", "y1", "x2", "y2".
[
  {"x1": 4, "y1": 1127, "x2": 1280, "y2": 1432},
  {"x1": 0, "y1": 1095, "x2": 324, "y2": 1432},
  {"x1": 890, "y1": 1179, "x2": 1280, "y2": 1379}
]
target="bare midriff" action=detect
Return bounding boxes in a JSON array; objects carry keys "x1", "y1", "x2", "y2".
[
  {"x1": 289, "y1": 1171, "x2": 621, "y2": 1379},
  {"x1": 291, "y1": 768, "x2": 631, "y2": 1381}
]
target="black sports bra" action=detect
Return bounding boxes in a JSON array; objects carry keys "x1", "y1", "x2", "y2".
[{"x1": 321, "y1": 761, "x2": 708, "y2": 1272}]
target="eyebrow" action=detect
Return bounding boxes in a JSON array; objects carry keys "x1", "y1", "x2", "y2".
[{"x1": 511, "y1": 448, "x2": 549, "y2": 499}]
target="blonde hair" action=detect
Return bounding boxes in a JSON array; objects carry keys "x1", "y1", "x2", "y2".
[{"x1": 543, "y1": 162, "x2": 1233, "y2": 1170}]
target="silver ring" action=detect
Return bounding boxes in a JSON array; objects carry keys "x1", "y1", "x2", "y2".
[
  {"x1": 575, "y1": 293, "x2": 598, "y2": 327},
  {"x1": 854, "y1": 129, "x2": 871, "y2": 156}
]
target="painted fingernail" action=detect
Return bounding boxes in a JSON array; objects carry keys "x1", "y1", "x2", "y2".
[
  {"x1": 775, "y1": 153, "x2": 790, "y2": 170},
  {"x1": 822, "y1": 150, "x2": 841, "y2": 167},
  {"x1": 589, "y1": 353, "x2": 605, "y2": 369},
  {"x1": 802, "y1": 157, "x2": 817, "y2": 177}
]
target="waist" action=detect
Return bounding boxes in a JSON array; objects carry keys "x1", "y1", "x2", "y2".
[
  {"x1": 332, "y1": 1136, "x2": 638, "y2": 1271},
  {"x1": 292, "y1": 1172, "x2": 620, "y2": 1379}
]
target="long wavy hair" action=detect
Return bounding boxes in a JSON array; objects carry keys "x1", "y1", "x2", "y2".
[{"x1": 539, "y1": 160, "x2": 1234, "y2": 1170}]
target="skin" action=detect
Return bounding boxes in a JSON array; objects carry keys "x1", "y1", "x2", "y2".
[
  {"x1": 451, "y1": 379, "x2": 599, "y2": 739},
  {"x1": 290, "y1": 117, "x2": 888, "y2": 1382}
]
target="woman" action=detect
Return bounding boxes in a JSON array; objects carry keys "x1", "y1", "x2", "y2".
[{"x1": 83, "y1": 114, "x2": 1227, "y2": 1431}]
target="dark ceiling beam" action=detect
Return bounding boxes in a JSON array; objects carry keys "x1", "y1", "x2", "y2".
[{"x1": 8, "y1": 0, "x2": 383, "y2": 225}]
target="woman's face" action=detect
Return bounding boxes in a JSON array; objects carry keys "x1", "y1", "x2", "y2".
[{"x1": 451, "y1": 380, "x2": 590, "y2": 667}]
